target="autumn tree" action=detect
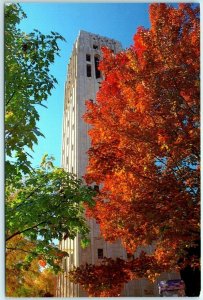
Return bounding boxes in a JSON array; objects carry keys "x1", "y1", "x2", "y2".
[
  {"x1": 75, "y1": 3, "x2": 200, "y2": 296},
  {"x1": 69, "y1": 253, "x2": 165, "y2": 297},
  {"x1": 6, "y1": 235, "x2": 57, "y2": 297},
  {"x1": 34, "y1": 268, "x2": 57, "y2": 297}
]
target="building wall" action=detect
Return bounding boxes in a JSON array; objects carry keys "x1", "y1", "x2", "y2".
[{"x1": 56, "y1": 30, "x2": 180, "y2": 297}]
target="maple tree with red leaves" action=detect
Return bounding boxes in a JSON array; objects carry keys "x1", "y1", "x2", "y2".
[
  {"x1": 69, "y1": 253, "x2": 165, "y2": 297},
  {"x1": 70, "y1": 3, "x2": 200, "y2": 297},
  {"x1": 69, "y1": 257, "x2": 131, "y2": 297}
]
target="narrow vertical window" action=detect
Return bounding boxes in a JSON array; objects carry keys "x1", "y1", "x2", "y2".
[
  {"x1": 86, "y1": 64, "x2": 91, "y2": 77},
  {"x1": 63, "y1": 258, "x2": 67, "y2": 272},
  {"x1": 98, "y1": 248, "x2": 103, "y2": 259},
  {"x1": 86, "y1": 54, "x2": 91, "y2": 61},
  {"x1": 94, "y1": 56, "x2": 101, "y2": 79},
  {"x1": 69, "y1": 253, "x2": 74, "y2": 265}
]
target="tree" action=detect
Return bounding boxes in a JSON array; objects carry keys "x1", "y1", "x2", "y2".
[
  {"x1": 79, "y1": 3, "x2": 200, "y2": 296},
  {"x1": 5, "y1": 3, "x2": 65, "y2": 180},
  {"x1": 6, "y1": 155, "x2": 95, "y2": 273},
  {"x1": 69, "y1": 257, "x2": 132, "y2": 297},
  {"x1": 5, "y1": 4, "x2": 96, "y2": 296},
  {"x1": 34, "y1": 268, "x2": 57, "y2": 297},
  {"x1": 6, "y1": 235, "x2": 57, "y2": 297},
  {"x1": 69, "y1": 253, "x2": 164, "y2": 297}
]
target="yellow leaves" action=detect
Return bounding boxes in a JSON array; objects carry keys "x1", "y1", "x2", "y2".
[
  {"x1": 174, "y1": 136, "x2": 183, "y2": 145},
  {"x1": 33, "y1": 268, "x2": 57, "y2": 296},
  {"x1": 6, "y1": 239, "x2": 56, "y2": 296},
  {"x1": 127, "y1": 58, "x2": 138, "y2": 72},
  {"x1": 146, "y1": 269, "x2": 160, "y2": 282},
  {"x1": 5, "y1": 111, "x2": 14, "y2": 121},
  {"x1": 157, "y1": 133, "x2": 169, "y2": 151},
  {"x1": 160, "y1": 144, "x2": 169, "y2": 151}
]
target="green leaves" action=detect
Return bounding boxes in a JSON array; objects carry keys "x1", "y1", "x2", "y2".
[
  {"x1": 5, "y1": 4, "x2": 66, "y2": 180},
  {"x1": 5, "y1": 3, "x2": 95, "y2": 284},
  {"x1": 6, "y1": 156, "x2": 95, "y2": 269}
]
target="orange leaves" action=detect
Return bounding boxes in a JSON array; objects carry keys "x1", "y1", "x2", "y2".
[
  {"x1": 136, "y1": 82, "x2": 145, "y2": 94},
  {"x1": 136, "y1": 100, "x2": 145, "y2": 113},
  {"x1": 134, "y1": 28, "x2": 147, "y2": 54},
  {"x1": 38, "y1": 259, "x2": 46, "y2": 268},
  {"x1": 133, "y1": 28, "x2": 148, "y2": 68},
  {"x1": 82, "y1": 3, "x2": 200, "y2": 284},
  {"x1": 149, "y1": 3, "x2": 169, "y2": 27},
  {"x1": 157, "y1": 134, "x2": 167, "y2": 145},
  {"x1": 135, "y1": 83, "x2": 147, "y2": 113}
]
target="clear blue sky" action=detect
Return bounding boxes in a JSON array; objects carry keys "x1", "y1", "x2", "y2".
[{"x1": 19, "y1": 3, "x2": 150, "y2": 168}]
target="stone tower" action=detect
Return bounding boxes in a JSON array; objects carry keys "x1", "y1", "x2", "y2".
[{"x1": 56, "y1": 30, "x2": 180, "y2": 297}]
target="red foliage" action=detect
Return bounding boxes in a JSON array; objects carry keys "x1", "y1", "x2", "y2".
[
  {"x1": 69, "y1": 252, "x2": 169, "y2": 296},
  {"x1": 69, "y1": 3, "x2": 201, "y2": 297},
  {"x1": 69, "y1": 257, "x2": 130, "y2": 296},
  {"x1": 83, "y1": 2, "x2": 200, "y2": 279}
]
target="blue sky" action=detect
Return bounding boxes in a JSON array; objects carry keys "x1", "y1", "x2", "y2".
[{"x1": 19, "y1": 3, "x2": 151, "y2": 168}]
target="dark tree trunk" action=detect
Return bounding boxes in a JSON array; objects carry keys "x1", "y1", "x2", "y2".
[
  {"x1": 180, "y1": 266, "x2": 200, "y2": 296},
  {"x1": 179, "y1": 239, "x2": 200, "y2": 296}
]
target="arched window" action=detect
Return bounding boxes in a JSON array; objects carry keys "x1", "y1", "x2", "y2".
[{"x1": 94, "y1": 55, "x2": 101, "y2": 79}]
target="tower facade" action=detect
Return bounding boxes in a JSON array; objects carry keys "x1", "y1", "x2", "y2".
[{"x1": 56, "y1": 30, "x2": 179, "y2": 297}]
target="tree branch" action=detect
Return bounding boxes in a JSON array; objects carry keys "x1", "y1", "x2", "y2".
[
  {"x1": 6, "y1": 247, "x2": 37, "y2": 255},
  {"x1": 6, "y1": 90, "x2": 17, "y2": 106},
  {"x1": 6, "y1": 220, "x2": 47, "y2": 242}
]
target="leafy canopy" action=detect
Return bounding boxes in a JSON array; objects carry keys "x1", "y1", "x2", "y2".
[
  {"x1": 5, "y1": 3, "x2": 65, "y2": 179},
  {"x1": 69, "y1": 253, "x2": 164, "y2": 297},
  {"x1": 5, "y1": 4, "x2": 96, "y2": 290},
  {"x1": 6, "y1": 235, "x2": 57, "y2": 297},
  {"x1": 6, "y1": 155, "x2": 95, "y2": 272},
  {"x1": 71, "y1": 3, "x2": 200, "y2": 296}
]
